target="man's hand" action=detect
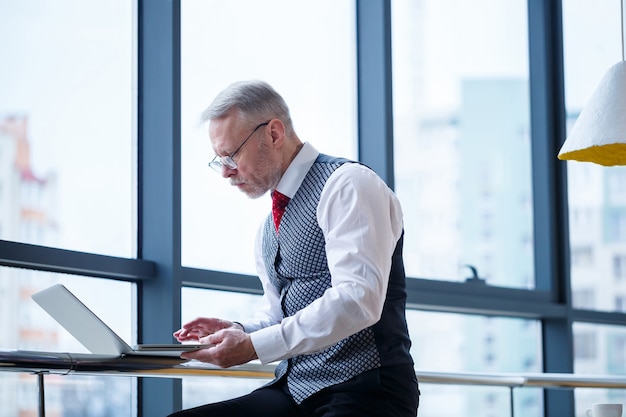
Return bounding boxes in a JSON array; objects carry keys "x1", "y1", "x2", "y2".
[
  {"x1": 173, "y1": 317, "x2": 235, "y2": 342},
  {"x1": 180, "y1": 328, "x2": 258, "y2": 368}
]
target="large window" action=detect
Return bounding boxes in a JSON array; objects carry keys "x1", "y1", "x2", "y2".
[
  {"x1": 563, "y1": 0, "x2": 626, "y2": 412},
  {"x1": 180, "y1": 0, "x2": 357, "y2": 274},
  {"x1": 574, "y1": 323, "x2": 626, "y2": 411},
  {"x1": 563, "y1": 0, "x2": 626, "y2": 313},
  {"x1": 0, "y1": 1, "x2": 136, "y2": 416},
  {"x1": 0, "y1": 0, "x2": 135, "y2": 257},
  {"x1": 0, "y1": 267, "x2": 136, "y2": 417},
  {"x1": 408, "y1": 311, "x2": 543, "y2": 417},
  {"x1": 391, "y1": 0, "x2": 533, "y2": 288}
]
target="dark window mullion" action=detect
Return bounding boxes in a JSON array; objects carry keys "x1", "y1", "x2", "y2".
[
  {"x1": 137, "y1": 0, "x2": 182, "y2": 414},
  {"x1": 528, "y1": 1, "x2": 574, "y2": 417},
  {"x1": 0, "y1": 240, "x2": 155, "y2": 281}
]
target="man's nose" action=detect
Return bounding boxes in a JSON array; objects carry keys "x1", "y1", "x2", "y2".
[{"x1": 222, "y1": 165, "x2": 236, "y2": 178}]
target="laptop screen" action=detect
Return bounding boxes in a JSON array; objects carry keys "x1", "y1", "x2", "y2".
[{"x1": 32, "y1": 284, "x2": 132, "y2": 355}]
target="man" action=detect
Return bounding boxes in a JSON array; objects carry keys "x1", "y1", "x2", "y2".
[{"x1": 170, "y1": 80, "x2": 419, "y2": 417}]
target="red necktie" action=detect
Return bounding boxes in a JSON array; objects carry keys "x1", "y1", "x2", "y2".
[{"x1": 272, "y1": 190, "x2": 290, "y2": 231}]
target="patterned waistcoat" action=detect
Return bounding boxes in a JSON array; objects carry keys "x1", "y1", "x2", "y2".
[{"x1": 261, "y1": 154, "x2": 413, "y2": 404}]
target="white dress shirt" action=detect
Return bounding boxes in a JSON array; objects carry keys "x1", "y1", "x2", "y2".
[{"x1": 241, "y1": 142, "x2": 404, "y2": 364}]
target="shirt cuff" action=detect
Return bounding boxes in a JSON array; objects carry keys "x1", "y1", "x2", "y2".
[{"x1": 250, "y1": 325, "x2": 288, "y2": 364}]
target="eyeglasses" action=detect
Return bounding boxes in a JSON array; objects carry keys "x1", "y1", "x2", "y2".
[{"x1": 208, "y1": 121, "x2": 270, "y2": 172}]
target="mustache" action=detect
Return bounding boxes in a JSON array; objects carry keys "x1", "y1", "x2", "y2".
[{"x1": 229, "y1": 178, "x2": 244, "y2": 186}]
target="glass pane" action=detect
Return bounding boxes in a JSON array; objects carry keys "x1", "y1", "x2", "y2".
[
  {"x1": 563, "y1": 0, "x2": 626, "y2": 312},
  {"x1": 391, "y1": 0, "x2": 533, "y2": 288},
  {"x1": 573, "y1": 323, "x2": 626, "y2": 415},
  {"x1": 0, "y1": 266, "x2": 136, "y2": 416},
  {"x1": 181, "y1": 287, "x2": 268, "y2": 407},
  {"x1": 180, "y1": 0, "x2": 357, "y2": 273},
  {"x1": 407, "y1": 310, "x2": 542, "y2": 417},
  {"x1": 0, "y1": 1, "x2": 135, "y2": 257}
]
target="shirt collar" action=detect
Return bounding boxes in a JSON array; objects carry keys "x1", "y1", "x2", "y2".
[{"x1": 274, "y1": 142, "x2": 318, "y2": 199}]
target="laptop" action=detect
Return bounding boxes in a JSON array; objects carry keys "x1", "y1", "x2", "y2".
[{"x1": 32, "y1": 284, "x2": 211, "y2": 357}]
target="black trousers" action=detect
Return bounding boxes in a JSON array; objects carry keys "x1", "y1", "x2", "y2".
[{"x1": 168, "y1": 364, "x2": 419, "y2": 417}]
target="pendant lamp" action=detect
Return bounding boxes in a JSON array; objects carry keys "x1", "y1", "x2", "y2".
[{"x1": 557, "y1": 0, "x2": 626, "y2": 166}]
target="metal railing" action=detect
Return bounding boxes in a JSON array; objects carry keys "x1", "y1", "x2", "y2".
[{"x1": 2, "y1": 349, "x2": 626, "y2": 417}]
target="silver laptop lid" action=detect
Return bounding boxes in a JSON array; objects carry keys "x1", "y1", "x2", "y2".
[{"x1": 32, "y1": 284, "x2": 132, "y2": 355}]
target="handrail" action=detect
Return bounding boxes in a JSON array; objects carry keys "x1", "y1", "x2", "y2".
[
  {"x1": 3, "y1": 349, "x2": 626, "y2": 389},
  {"x1": 3, "y1": 349, "x2": 626, "y2": 417}
]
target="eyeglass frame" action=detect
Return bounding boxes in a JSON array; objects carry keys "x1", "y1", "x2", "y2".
[{"x1": 208, "y1": 120, "x2": 270, "y2": 172}]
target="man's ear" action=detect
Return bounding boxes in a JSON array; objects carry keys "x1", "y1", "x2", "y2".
[{"x1": 268, "y1": 119, "x2": 286, "y2": 147}]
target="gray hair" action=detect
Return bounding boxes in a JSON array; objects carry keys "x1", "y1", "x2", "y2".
[{"x1": 201, "y1": 80, "x2": 295, "y2": 136}]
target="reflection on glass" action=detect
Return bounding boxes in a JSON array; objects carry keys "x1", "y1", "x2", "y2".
[
  {"x1": 574, "y1": 323, "x2": 626, "y2": 415},
  {"x1": 0, "y1": 266, "x2": 135, "y2": 417},
  {"x1": 181, "y1": 287, "x2": 267, "y2": 407},
  {"x1": 407, "y1": 310, "x2": 542, "y2": 417},
  {"x1": 563, "y1": 0, "x2": 626, "y2": 313},
  {"x1": 0, "y1": 1, "x2": 134, "y2": 257},
  {"x1": 180, "y1": 0, "x2": 357, "y2": 274},
  {"x1": 391, "y1": 0, "x2": 533, "y2": 288}
]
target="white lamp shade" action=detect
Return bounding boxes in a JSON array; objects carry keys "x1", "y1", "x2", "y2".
[{"x1": 558, "y1": 60, "x2": 626, "y2": 166}]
